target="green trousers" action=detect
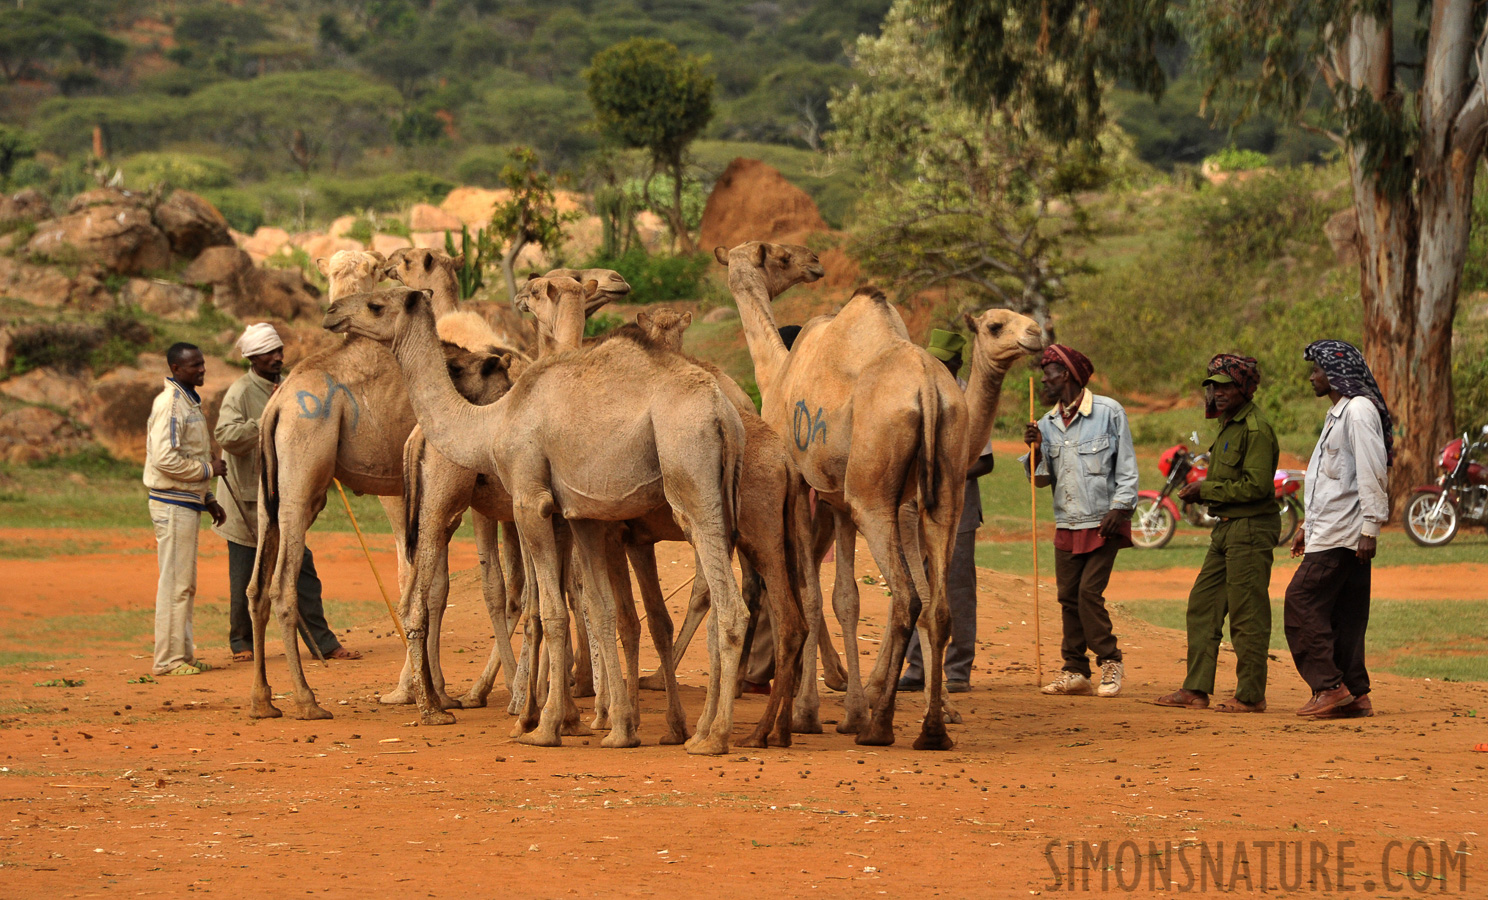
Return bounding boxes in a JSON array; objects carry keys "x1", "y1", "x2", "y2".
[{"x1": 1182, "y1": 513, "x2": 1280, "y2": 705}]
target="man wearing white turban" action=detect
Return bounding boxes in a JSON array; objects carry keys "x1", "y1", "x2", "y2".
[{"x1": 214, "y1": 324, "x2": 360, "y2": 662}]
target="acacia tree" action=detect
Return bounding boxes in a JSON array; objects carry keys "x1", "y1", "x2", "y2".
[
  {"x1": 833, "y1": 2, "x2": 1118, "y2": 329},
  {"x1": 489, "y1": 147, "x2": 579, "y2": 298},
  {"x1": 584, "y1": 38, "x2": 714, "y2": 253}
]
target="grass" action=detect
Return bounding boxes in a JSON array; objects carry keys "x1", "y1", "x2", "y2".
[{"x1": 1119, "y1": 599, "x2": 1488, "y2": 683}]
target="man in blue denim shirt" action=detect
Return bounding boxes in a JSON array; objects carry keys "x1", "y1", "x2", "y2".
[{"x1": 1022, "y1": 345, "x2": 1139, "y2": 697}]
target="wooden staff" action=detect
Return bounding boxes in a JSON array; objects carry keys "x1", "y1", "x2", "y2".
[
  {"x1": 334, "y1": 479, "x2": 407, "y2": 647},
  {"x1": 1029, "y1": 375, "x2": 1043, "y2": 687}
]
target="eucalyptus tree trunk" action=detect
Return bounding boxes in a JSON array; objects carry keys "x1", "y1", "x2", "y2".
[{"x1": 1333, "y1": 3, "x2": 1487, "y2": 514}]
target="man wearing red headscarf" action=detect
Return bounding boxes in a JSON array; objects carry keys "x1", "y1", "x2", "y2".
[{"x1": 1023, "y1": 344, "x2": 1139, "y2": 698}]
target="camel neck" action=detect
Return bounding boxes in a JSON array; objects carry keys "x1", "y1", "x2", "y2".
[
  {"x1": 964, "y1": 351, "x2": 1010, "y2": 467},
  {"x1": 390, "y1": 304, "x2": 500, "y2": 474},
  {"x1": 549, "y1": 295, "x2": 586, "y2": 353},
  {"x1": 727, "y1": 263, "x2": 788, "y2": 402}
]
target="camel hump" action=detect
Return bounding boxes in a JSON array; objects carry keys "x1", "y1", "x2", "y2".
[
  {"x1": 850, "y1": 285, "x2": 888, "y2": 304},
  {"x1": 436, "y1": 310, "x2": 501, "y2": 352}
]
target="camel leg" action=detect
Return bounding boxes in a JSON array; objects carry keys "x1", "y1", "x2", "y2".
[
  {"x1": 564, "y1": 546, "x2": 596, "y2": 699},
  {"x1": 569, "y1": 519, "x2": 639, "y2": 748},
  {"x1": 684, "y1": 537, "x2": 747, "y2": 756},
  {"x1": 509, "y1": 527, "x2": 544, "y2": 729},
  {"x1": 639, "y1": 576, "x2": 710, "y2": 691},
  {"x1": 810, "y1": 513, "x2": 849, "y2": 692},
  {"x1": 791, "y1": 482, "x2": 825, "y2": 734},
  {"x1": 625, "y1": 542, "x2": 690, "y2": 744},
  {"x1": 462, "y1": 513, "x2": 519, "y2": 708},
  {"x1": 738, "y1": 545, "x2": 807, "y2": 749},
  {"x1": 511, "y1": 504, "x2": 575, "y2": 746},
  {"x1": 907, "y1": 497, "x2": 959, "y2": 748},
  {"x1": 247, "y1": 523, "x2": 282, "y2": 719},
  {"x1": 829, "y1": 507, "x2": 870, "y2": 734},
  {"x1": 605, "y1": 529, "x2": 642, "y2": 712},
  {"x1": 274, "y1": 518, "x2": 331, "y2": 721}
]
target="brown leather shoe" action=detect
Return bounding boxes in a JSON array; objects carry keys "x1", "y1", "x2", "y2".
[
  {"x1": 1297, "y1": 684, "x2": 1354, "y2": 717},
  {"x1": 1154, "y1": 688, "x2": 1209, "y2": 709},
  {"x1": 1315, "y1": 694, "x2": 1373, "y2": 719}
]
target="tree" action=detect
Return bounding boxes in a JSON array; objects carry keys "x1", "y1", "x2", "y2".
[
  {"x1": 0, "y1": 4, "x2": 126, "y2": 84},
  {"x1": 584, "y1": 38, "x2": 715, "y2": 253},
  {"x1": 1184, "y1": 1, "x2": 1487, "y2": 513},
  {"x1": 0, "y1": 125, "x2": 36, "y2": 187},
  {"x1": 833, "y1": 1, "x2": 1116, "y2": 329},
  {"x1": 489, "y1": 147, "x2": 579, "y2": 299},
  {"x1": 188, "y1": 71, "x2": 399, "y2": 175}
]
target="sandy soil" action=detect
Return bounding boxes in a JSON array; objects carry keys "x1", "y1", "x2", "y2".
[{"x1": 2, "y1": 529, "x2": 1485, "y2": 898}]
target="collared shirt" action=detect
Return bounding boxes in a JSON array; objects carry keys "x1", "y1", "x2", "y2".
[
  {"x1": 212, "y1": 369, "x2": 277, "y2": 545},
  {"x1": 143, "y1": 378, "x2": 215, "y2": 511},
  {"x1": 1021, "y1": 390, "x2": 1140, "y2": 530},
  {"x1": 1303, "y1": 395, "x2": 1389, "y2": 552},
  {"x1": 1198, "y1": 399, "x2": 1280, "y2": 519}
]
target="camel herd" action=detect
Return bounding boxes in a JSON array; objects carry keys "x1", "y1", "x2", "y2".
[{"x1": 244, "y1": 243, "x2": 1044, "y2": 755}]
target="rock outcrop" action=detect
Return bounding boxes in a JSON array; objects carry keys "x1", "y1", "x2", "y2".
[
  {"x1": 698, "y1": 158, "x2": 829, "y2": 251},
  {"x1": 26, "y1": 198, "x2": 172, "y2": 274},
  {"x1": 0, "y1": 188, "x2": 53, "y2": 225},
  {"x1": 153, "y1": 190, "x2": 234, "y2": 259},
  {"x1": 181, "y1": 247, "x2": 321, "y2": 321}
]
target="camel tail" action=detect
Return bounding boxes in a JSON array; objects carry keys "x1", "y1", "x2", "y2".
[
  {"x1": 402, "y1": 430, "x2": 426, "y2": 562},
  {"x1": 718, "y1": 416, "x2": 743, "y2": 545},
  {"x1": 916, "y1": 363, "x2": 942, "y2": 513}
]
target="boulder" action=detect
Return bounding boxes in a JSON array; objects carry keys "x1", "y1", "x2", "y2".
[
  {"x1": 329, "y1": 215, "x2": 358, "y2": 238},
  {"x1": 300, "y1": 233, "x2": 364, "y2": 262},
  {"x1": 439, "y1": 186, "x2": 585, "y2": 226},
  {"x1": 0, "y1": 406, "x2": 90, "y2": 464},
  {"x1": 0, "y1": 188, "x2": 54, "y2": 225},
  {"x1": 0, "y1": 366, "x2": 91, "y2": 410},
  {"x1": 0, "y1": 327, "x2": 12, "y2": 371},
  {"x1": 68, "y1": 269, "x2": 115, "y2": 312},
  {"x1": 0, "y1": 255, "x2": 75, "y2": 308},
  {"x1": 153, "y1": 190, "x2": 233, "y2": 259},
  {"x1": 67, "y1": 187, "x2": 147, "y2": 213},
  {"x1": 123, "y1": 278, "x2": 205, "y2": 321},
  {"x1": 242, "y1": 226, "x2": 291, "y2": 262},
  {"x1": 410, "y1": 230, "x2": 448, "y2": 250},
  {"x1": 409, "y1": 202, "x2": 463, "y2": 232},
  {"x1": 26, "y1": 205, "x2": 172, "y2": 274},
  {"x1": 1324, "y1": 208, "x2": 1359, "y2": 267},
  {"x1": 182, "y1": 245, "x2": 251, "y2": 285},
  {"x1": 180, "y1": 246, "x2": 321, "y2": 321},
  {"x1": 698, "y1": 158, "x2": 828, "y2": 251},
  {"x1": 371, "y1": 234, "x2": 412, "y2": 256},
  {"x1": 79, "y1": 354, "x2": 238, "y2": 462}
]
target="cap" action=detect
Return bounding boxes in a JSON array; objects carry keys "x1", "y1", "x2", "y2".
[
  {"x1": 1202, "y1": 373, "x2": 1235, "y2": 386},
  {"x1": 927, "y1": 328, "x2": 966, "y2": 362}
]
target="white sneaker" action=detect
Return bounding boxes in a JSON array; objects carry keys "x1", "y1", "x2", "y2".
[
  {"x1": 1041, "y1": 670, "x2": 1095, "y2": 696},
  {"x1": 1097, "y1": 661, "x2": 1124, "y2": 697}
]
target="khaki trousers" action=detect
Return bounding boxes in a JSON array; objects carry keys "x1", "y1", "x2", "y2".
[{"x1": 150, "y1": 500, "x2": 200, "y2": 675}]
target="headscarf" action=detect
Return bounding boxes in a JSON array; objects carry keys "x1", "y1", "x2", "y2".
[
  {"x1": 1305, "y1": 339, "x2": 1395, "y2": 466},
  {"x1": 1203, "y1": 353, "x2": 1260, "y2": 418},
  {"x1": 237, "y1": 323, "x2": 283, "y2": 358},
  {"x1": 1040, "y1": 344, "x2": 1094, "y2": 387}
]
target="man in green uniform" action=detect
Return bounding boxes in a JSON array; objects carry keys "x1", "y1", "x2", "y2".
[{"x1": 1156, "y1": 353, "x2": 1279, "y2": 713}]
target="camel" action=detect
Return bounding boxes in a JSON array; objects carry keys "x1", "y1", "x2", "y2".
[
  {"x1": 513, "y1": 285, "x2": 812, "y2": 747},
  {"x1": 324, "y1": 281, "x2": 752, "y2": 755},
  {"x1": 247, "y1": 248, "x2": 421, "y2": 721},
  {"x1": 715, "y1": 240, "x2": 1044, "y2": 749}
]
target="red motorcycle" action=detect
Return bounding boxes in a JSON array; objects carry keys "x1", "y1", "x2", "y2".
[
  {"x1": 1133, "y1": 432, "x2": 1305, "y2": 550},
  {"x1": 1404, "y1": 426, "x2": 1488, "y2": 547}
]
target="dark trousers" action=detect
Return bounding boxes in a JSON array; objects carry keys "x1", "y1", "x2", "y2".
[
  {"x1": 1054, "y1": 540, "x2": 1123, "y2": 677},
  {"x1": 1182, "y1": 514, "x2": 1279, "y2": 705},
  {"x1": 904, "y1": 528, "x2": 978, "y2": 684},
  {"x1": 227, "y1": 541, "x2": 340, "y2": 656},
  {"x1": 1284, "y1": 548, "x2": 1371, "y2": 697}
]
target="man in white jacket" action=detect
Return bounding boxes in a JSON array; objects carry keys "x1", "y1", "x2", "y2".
[
  {"x1": 1284, "y1": 339, "x2": 1391, "y2": 718},
  {"x1": 144, "y1": 342, "x2": 225, "y2": 676}
]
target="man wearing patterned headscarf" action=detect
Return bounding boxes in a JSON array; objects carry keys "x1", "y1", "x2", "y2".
[
  {"x1": 1157, "y1": 352, "x2": 1280, "y2": 713},
  {"x1": 1021, "y1": 343, "x2": 1139, "y2": 698},
  {"x1": 1282, "y1": 340, "x2": 1390, "y2": 719},
  {"x1": 214, "y1": 324, "x2": 359, "y2": 663}
]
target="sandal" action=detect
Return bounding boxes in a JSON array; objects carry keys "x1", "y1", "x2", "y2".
[
  {"x1": 165, "y1": 663, "x2": 205, "y2": 676},
  {"x1": 232, "y1": 650, "x2": 254, "y2": 663},
  {"x1": 1213, "y1": 697, "x2": 1266, "y2": 713},
  {"x1": 328, "y1": 647, "x2": 363, "y2": 660},
  {"x1": 1154, "y1": 689, "x2": 1209, "y2": 709}
]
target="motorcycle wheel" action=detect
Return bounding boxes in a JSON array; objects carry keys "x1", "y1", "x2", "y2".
[
  {"x1": 1277, "y1": 499, "x2": 1300, "y2": 547},
  {"x1": 1405, "y1": 491, "x2": 1459, "y2": 547},
  {"x1": 1132, "y1": 498, "x2": 1177, "y2": 550}
]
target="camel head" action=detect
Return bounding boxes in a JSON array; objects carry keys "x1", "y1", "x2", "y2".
[
  {"x1": 713, "y1": 241, "x2": 825, "y2": 300},
  {"x1": 323, "y1": 286, "x2": 432, "y2": 345},
  {"x1": 513, "y1": 268, "x2": 629, "y2": 315},
  {"x1": 636, "y1": 308, "x2": 692, "y2": 352},
  {"x1": 383, "y1": 247, "x2": 462, "y2": 289},
  {"x1": 316, "y1": 250, "x2": 387, "y2": 300},
  {"x1": 963, "y1": 307, "x2": 1047, "y2": 372},
  {"x1": 446, "y1": 345, "x2": 523, "y2": 406},
  {"x1": 511, "y1": 275, "x2": 608, "y2": 350}
]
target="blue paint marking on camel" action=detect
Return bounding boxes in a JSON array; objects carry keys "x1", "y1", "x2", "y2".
[
  {"x1": 296, "y1": 374, "x2": 359, "y2": 429},
  {"x1": 792, "y1": 400, "x2": 827, "y2": 451}
]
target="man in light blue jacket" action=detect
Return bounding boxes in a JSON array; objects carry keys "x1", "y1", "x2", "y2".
[{"x1": 1022, "y1": 345, "x2": 1139, "y2": 697}]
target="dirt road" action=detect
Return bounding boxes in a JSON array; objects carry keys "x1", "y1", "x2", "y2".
[{"x1": 2, "y1": 530, "x2": 1484, "y2": 897}]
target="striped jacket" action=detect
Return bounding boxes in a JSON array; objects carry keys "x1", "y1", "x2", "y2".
[{"x1": 143, "y1": 378, "x2": 216, "y2": 511}]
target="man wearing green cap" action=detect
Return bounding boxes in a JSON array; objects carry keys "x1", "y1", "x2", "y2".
[
  {"x1": 1156, "y1": 353, "x2": 1281, "y2": 713},
  {"x1": 899, "y1": 328, "x2": 993, "y2": 693}
]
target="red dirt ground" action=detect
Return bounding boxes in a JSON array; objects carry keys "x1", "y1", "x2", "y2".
[{"x1": 3, "y1": 529, "x2": 1485, "y2": 898}]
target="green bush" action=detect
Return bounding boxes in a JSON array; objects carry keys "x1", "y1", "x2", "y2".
[
  {"x1": 454, "y1": 146, "x2": 514, "y2": 187},
  {"x1": 580, "y1": 249, "x2": 712, "y2": 304},
  {"x1": 121, "y1": 152, "x2": 235, "y2": 191},
  {"x1": 1191, "y1": 168, "x2": 1338, "y2": 262},
  {"x1": 200, "y1": 187, "x2": 264, "y2": 232},
  {"x1": 584, "y1": 311, "x2": 623, "y2": 338},
  {"x1": 1204, "y1": 146, "x2": 1271, "y2": 173},
  {"x1": 310, "y1": 171, "x2": 455, "y2": 215},
  {"x1": 346, "y1": 217, "x2": 375, "y2": 243}
]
